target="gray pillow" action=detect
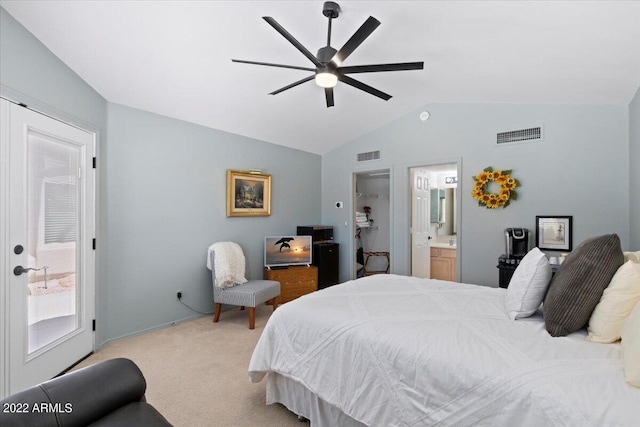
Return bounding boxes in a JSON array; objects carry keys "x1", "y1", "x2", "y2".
[{"x1": 543, "y1": 234, "x2": 624, "y2": 337}]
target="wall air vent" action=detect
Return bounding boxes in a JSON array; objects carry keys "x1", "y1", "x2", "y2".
[
  {"x1": 497, "y1": 126, "x2": 543, "y2": 146},
  {"x1": 357, "y1": 150, "x2": 381, "y2": 162}
]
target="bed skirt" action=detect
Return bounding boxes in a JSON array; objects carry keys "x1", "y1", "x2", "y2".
[{"x1": 267, "y1": 373, "x2": 366, "y2": 427}]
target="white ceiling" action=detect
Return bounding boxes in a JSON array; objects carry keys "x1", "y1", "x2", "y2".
[{"x1": 2, "y1": 1, "x2": 639, "y2": 155}]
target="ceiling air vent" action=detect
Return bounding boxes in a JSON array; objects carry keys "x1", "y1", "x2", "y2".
[
  {"x1": 357, "y1": 150, "x2": 381, "y2": 162},
  {"x1": 497, "y1": 126, "x2": 543, "y2": 146}
]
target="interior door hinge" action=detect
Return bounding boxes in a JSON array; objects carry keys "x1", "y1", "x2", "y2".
[
  {"x1": 92, "y1": 319, "x2": 96, "y2": 331},
  {"x1": 92, "y1": 157, "x2": 96, "y2": 169},
  {"x1": 92, "y1": 238, "x2": 96, "y2": 250}
]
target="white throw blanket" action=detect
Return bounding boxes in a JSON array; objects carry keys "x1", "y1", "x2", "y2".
[{"x1": 207, "y1": 242, "x2": 248, "y2": 288}]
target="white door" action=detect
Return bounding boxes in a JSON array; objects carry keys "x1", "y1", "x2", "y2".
[
  {"x1": 1, "y1": 99, "x2": 95, "y2": 396},
  {"x1": 411, "y1": 168, "x2": 431, "y2": 278}
]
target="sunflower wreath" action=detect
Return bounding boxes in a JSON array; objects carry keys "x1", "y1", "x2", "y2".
[{"x1": 471, "y1": 167, "x2": 520, "y2": 209}]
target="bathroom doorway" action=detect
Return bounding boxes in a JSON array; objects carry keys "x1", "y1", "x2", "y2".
[{"x1": 409, "y1": 163, "x2": 459, "y2": 280}]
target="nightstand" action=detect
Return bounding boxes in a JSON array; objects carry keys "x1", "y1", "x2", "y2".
[{"x1": 497, "y1": 260, "x2": 559, "y2": 288}]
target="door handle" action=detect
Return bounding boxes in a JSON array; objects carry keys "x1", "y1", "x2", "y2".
[
  {"x1": 14, "y1": 265, "x2": 49, "y2": 289},
  {"x1": 13, "y1": 266, "x2": 35, "y2": 276}
]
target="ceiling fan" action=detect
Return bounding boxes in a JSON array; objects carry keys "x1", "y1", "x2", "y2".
[{"x1": 232, "y1": 1, "x2": 424, "y2": 108}]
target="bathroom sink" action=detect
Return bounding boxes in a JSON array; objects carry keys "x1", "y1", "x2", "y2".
[{"x1": 430, "y1": 242, "x2": 457, "y2": 249}]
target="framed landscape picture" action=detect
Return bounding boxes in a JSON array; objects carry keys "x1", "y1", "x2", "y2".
[
  {"x1": 535, "y1": 216, "x2": 573, "y2": 251},
  {"x1": 226, "y1": 170, "x2": 271, "y2": 217}
]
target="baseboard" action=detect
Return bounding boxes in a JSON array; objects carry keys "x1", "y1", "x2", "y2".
[{"x1": 95, "y1": 313, "x2": 205, "y2": 350}]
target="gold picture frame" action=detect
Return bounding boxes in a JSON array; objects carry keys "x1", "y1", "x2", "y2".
[{"x1": 226, "y1": 170, "x2": 271, "y2": 217}]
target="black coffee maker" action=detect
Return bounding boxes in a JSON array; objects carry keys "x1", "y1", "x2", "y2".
[
  {"x1": 498, "y1": 228, "x2": 530, "y2": 287},
  {"x1": 505, "y1": 228, "x2": 529, "y2": 257},
  {"x1": 502, "y1": 228, "x2": 529, "y2": 263},
  {"x1": 504, "y1": 228, "x2": 529, "y2": 259}
]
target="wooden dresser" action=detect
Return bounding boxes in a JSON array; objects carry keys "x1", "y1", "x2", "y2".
[
  {"x1": 430, "y1": 247, "x2": 456, "y2": 282},
  {"x1": 264, "y1": 265, "x2": 318, "y2": 303}
]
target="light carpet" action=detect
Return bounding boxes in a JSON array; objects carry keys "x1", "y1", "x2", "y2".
[{"x1": 74, "y1": 304, "x2": 302, "y2": 426}]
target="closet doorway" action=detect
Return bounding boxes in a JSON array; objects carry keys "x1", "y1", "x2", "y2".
[
  {"x1": 409, "y1": 163, "x2": 459, "y2": 280},
  {"x1": 353, "y1": 169, "x2": 391, "y2": 279}
]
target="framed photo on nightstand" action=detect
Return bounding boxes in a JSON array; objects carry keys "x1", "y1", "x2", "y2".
[{"x1": 535, "y1": 216, "x2": 573, "y2": 251}]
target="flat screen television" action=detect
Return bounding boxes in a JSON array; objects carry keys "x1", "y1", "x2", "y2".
[{"x1": 264, "y1": 236, "x2": 313, "y2": 268}]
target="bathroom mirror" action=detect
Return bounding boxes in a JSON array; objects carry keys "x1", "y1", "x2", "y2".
[
  {"x1": 431, "y1": 188, "x2": 457, "y2": 236},
  {"x1": 437, "y1": 188, "x2": 456, "y2": 235},
  {"x1": 430, "y1": 188, "x2": 446, "y2": 224}
]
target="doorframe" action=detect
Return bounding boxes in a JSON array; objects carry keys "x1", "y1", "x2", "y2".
[
  {"x1": 405, "y1": 157, "x2": 462, "y2": 281},
  {"x1": 350, "y1": 165, "x2": 394, "y2": 280},
  {"x1": 0, "y1": 94, "x2": 100, "y2": 398},
  {"x1": 1, "y1": 99, "x2": 10, "y2": 398}
]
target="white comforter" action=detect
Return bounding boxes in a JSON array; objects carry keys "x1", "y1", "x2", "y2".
[{"x1": 249, "y1": 274, "x2": 640, "y2": 426}]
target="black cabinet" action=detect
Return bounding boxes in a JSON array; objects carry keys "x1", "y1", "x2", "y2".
[
  {"x1": 498, "y1": 261, "x2": 559, "y2": 288},
  {"x1": 314, "y1": 243, "x2": 339, "y2": 289},
  {"x1": 497, "y1": 264, "x2": 517, "y2": 288},
  {"x1": 297, "y1": 226, "x2": 339, "y2": 289}
]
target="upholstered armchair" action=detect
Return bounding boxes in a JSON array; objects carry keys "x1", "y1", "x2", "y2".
[{"x1": 208, "y1": 243, "x2": 280, "y2": 329}]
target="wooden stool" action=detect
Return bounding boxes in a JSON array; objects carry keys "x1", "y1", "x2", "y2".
[{"x1": 363, "y1": 252, "x2": 390, "y2": 276}]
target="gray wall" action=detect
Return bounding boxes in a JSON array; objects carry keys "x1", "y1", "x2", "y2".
[
  {"x1": 0, "y1": 7, "x2": 110, "y2": 346},
  {"x1": 1, "y1": 6, "x2": 321, "y2": 345},
  {"x1": 321, "y1": 104, "x2": 630, "y2": 287},
  {"x1": 0, "y1": 8, "x2": 106, "y2": 127},
  {"x1": 630, "y1": 87, "x2": 640, "y2": 250},
  {"x1": 104, "y1": 103, "x2": 320, "y2": 343}
]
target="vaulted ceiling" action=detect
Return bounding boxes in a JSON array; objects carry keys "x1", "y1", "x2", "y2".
[{"x1": 2, "y1": 1, "x2": 639, "y2": 154}]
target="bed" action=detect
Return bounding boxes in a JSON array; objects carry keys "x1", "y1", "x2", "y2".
[{"x1": 248, "y1": 274, "x2": 640, "y2": 426}]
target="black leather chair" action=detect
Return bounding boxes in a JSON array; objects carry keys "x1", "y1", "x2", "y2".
[{"x1": 0, "y1": 358, "x2": 172, "y2": 427}]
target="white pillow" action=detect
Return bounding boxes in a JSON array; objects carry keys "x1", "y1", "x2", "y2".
[
  {"x1": 505, "y1": 247, "x2": 552, "y2": 320},
  {"x1": 587, "y1": 260, "x2": 640, "y2": 343},
  {"x1": 621, "y1": 301, "x2": 640, "y2": 388},
  {"x1": 624, "y1": 251, "x2": 640, "y2": 263}
]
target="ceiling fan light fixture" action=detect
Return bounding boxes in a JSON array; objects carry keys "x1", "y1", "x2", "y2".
[
  {"x1": 235, "y1": 3, "x2": 423, "y2": 107},
  {"x1": 315, "y1": 71, "x2": 338, "y2": 88}
]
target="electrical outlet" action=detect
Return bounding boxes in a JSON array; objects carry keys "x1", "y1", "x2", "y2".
[{"x1": 176, "y1": 290, "x2": 182, "y2": 300}]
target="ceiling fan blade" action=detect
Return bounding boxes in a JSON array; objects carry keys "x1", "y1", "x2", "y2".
[
  {"x1": 263, "y1": 17, "x2": 323, "y2": 68},
  {"x1": 232, "y1": 59, "x2": 315, "y2": 72},
  {"x1": 331, "y1": 16, "x2": 380, "y2": 65},
  {"x1": 269, "y1": 75, "x2": 315, "y2": 95},
  {"x1": 339, "y1": 62, "x2": 424, "y2": 74},
  {"x1": 325, "y1": 88, "x2": 335, "y2": 108},
  {"x1": 338, "y1": 75, "x2": 391, "y2": 101}
]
